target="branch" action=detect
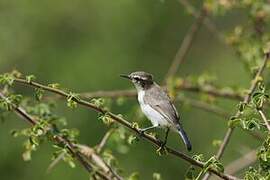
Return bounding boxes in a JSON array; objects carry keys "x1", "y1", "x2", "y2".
[
  {"x1": 47, "y1": 131, "x2": 122, "y2": 180},
  {"x1": 80, "y1": 90, "x2": 263, "y2": 141},
  {"x1": 179, "y1": 96, "x2": 230, "y2": 118},
  {"x1": 0, "y1": 92, "x2": 110, "y2": 180},
  {"x1": 258, "y1": 109, "x2": 270, "y2": 132},
  {"x1": 82, "y1": 89, "x2": 137, "y2": 99},
  {"x1": 178, "y1": 81, "x2": 244, "y2": 101},
  {"x1": 47, "y1": 151, "x2": 66, "y2": 173},
  {"x1": 96, "y1": 128, "x2": 116, "y2": 154},
  {"x1": 80, "y1": 80, "x2": 244, "y2": 101},
  {"x1": 82, "y1": 90, "x2": 231, "y2": 118},
  {"x1": 11, "y1": 79, "x2": 238, "y2": 180},
  {"x1": 225, "y1": 150, "x2": 257, "y2": 175},
  {"x1": 177, "y1": 0, "x2": 225, "y2": 42},
  {"x1": 179, "y1": 97, "x2": 266, "y2": 142},
  {"x1": 78, "y1": 144, "x2": 123, "y2": 180},
  {"x1": 202, "y1": 54, "x2": 270, "y2": 180},
  {"x1": 164, "y1": 7, "x2": 207, "y2": 81}
]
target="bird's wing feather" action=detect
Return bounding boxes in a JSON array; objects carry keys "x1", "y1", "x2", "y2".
[{"x1": 144, "y1": 84, "x2": 180, "y2": 125}]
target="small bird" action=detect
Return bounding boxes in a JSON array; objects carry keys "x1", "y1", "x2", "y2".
[{"x1": 120, "y1": 71, "x2": 192, "y2": 151}]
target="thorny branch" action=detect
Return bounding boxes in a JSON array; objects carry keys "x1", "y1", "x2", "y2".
[
  {"x1": 80, "y1": 80, "x2": 244, "y2": 101},
  {"x1": 225, "y1": 150, "x2": 257, "y2": 175},
  {"x1": 11, "y1": 78, "x2": 238, "y2": 180},
  {"x1": 96, "y1": 128, "x2": 116, "y2": 154},
  {"x1": 77, "y1": 144, "x2": 123, "y2": 180},
  {"x1": 177, "y1": 0, "x2": 225, "y2": 42},
  {"x1": 0, "y1": 92, "x2": 115, "y2": 180},
  {"x1": 258, "y1": 109, "x2": 270, "y2": 132},
  {"x1": 202, "y1": 54, "x2": 270, "y2": 180},
  {"x1": 80, "y1": 90, "x2": 263, "y2": 141},
  {"x1": 81, "y1": 90, "x2": 230, "y2": 118},
  {"x1": 0, "y1": 1, "x2": 269, "y2": 180},
  {"x1": 164, "y1": 6, "x2": 207, "y2": 81}
]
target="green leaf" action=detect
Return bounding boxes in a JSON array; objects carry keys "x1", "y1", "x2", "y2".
[
  {"x1": 48, "y1": 83, "x2": 60, "y2": 89},
  {"x1": 228, "y1": 117, "x2": 242, "y2": 128},
  {"x1": 116, "y1": 97, "x2": 125, "y2": 106},
  {"x1": 252, "y1": 91, "x2": 269, "y2": 108},
  {"x1": 10, "y1": 94, "x2": 23, "y2": 106},
  {"x1": 90, "y1": 98, "x2": 105, "y2": 108},
  {"x1": 192, "y1": 154, "x2": 204, "y2": 162},
  {"x1": 238, "y1": 102, "x2": 247, "y2": 112},
  {"x1": 26, "y1": 75, "x2": 36, "y2": 83},
  {"x1": 35, "y1": 88, "x2": 45, "y2": 101},
  {"x1": 212, "y1": 139, "x2": 222, "y2": 147},
  {"x1": 246, "y1": 118, "x2": 260, "y2": 130},
  {"x1": 62, "y1": 152, "x2": 76, "y2": 169},
  {"x1": 156, "y1": 146, "x2": 168, "y2": 156},
  {"x1": 22, "y1": 150, "x2": 32, "y2": 161},
  {"x1": 131, "y1": 122, "x2": 140, "y2": 130},
  {"x1": 203, "y1": 156, "x2": 224, "y2": 173},
  {"x1": 153, "y1": 172, "x2": 162, "y2": 180},
  {"x1": 0, "y1": 94, "x2": 22, "y2": 111},
  {"x1": 102, "y1": 150, "x2": 118, "y2": 167},
  {"x1": 68, "y1": 160, "x2": 76, "y2": 168},
  {"x1": 99, "y1": 113, "x2": 114, "y2": 125},
  {"x1": 66, "y1": 92, "x2": 80, "y2": 109},
  {"x1": 127, "y1": 135, "x2": 138, "y2": 145},
  {"x1": 29, "y1": 136, "x2": 39, "y2": 146},
  {"x1": 0, "y1": 73, "x2": 14, "y2": 86},
  {"x1": 185, "y1": 166, "x2": 196, "y2": 180},
  {"x1": 10, "y1": 69, "x2": 22, "y2": 78},
  {"x1": 128, "y1": 172, "x2": 139, "y2": 180},
  {"x1": 10, "y1": 129, "x2": 19, "y2": 137}
]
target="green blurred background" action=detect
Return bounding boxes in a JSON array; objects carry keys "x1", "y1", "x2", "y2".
[{"x1": 0, "y1": 0, "x2": 261, "y2": 179}]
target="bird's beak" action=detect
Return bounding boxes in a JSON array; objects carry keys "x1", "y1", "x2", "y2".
[{"x1": 120, "y1": 74, "x2": 131, "y2": 80}]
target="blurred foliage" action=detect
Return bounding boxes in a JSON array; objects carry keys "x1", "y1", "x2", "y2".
[{"x1": 1, "y1": 0, "x2": 270, "y2": 180}]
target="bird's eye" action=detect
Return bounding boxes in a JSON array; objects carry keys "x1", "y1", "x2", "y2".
[{"x1": 134, "y1": 77, "x2": 140, "y2": 81}]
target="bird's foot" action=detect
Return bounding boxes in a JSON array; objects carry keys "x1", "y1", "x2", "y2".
[
  {"x1": 138, "y1": 129, "x2": 146, "y2": 138},
  {"x1": 156, "y1": 141, "x2": 168, "y2": 156}
]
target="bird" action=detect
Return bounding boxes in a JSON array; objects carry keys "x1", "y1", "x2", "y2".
[{"x1": 120, "y1": 71, "x2": 192, "y2": 151}]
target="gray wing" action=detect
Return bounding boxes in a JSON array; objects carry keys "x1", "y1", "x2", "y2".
[{"x1": 144, "y1": 84, "x2": 180, "y2": 125}]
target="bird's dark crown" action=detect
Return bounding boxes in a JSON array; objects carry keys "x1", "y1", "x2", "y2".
[
  {"x1": 120, "y1": 71, "x2": 154, "y2": 90},
  {"x1": 129, "y1": 71, "x2": 153, "y2": 82}
]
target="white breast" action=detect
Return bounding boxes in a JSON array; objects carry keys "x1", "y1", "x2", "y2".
[{"x1": 137, "y1": 90, "x2": 169, "y2": 127}]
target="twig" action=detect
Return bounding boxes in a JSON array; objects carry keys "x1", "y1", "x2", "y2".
[
  {"x1": 47, "y1": 139, "x2": 122, "y2": 180},
  {"x1": 258, "y1": 109, "x2": 270, "y2": 132},
  {"x1": 47, "y1": 151, "x2": 66, "y2": 173},
  {"x1": 82, "y1": 89, "x2": 137, "y2": 99},
  {"x1": 164, "y1": 7, "x2": 207, "y2": 81},
  {"x1": 178, "y1": 81, "x2": 244, "y2": 101},
  {"x1": 82, "y1": 90, "x2": 230, "y2": 118},
  {"x1": 78, "y1": 144, "x2": 123, "y2": 180},
  {"x1": 80, "y1": 81, "x2": 244, "y2": 101},
  {"x1": 179, "y1": 96, "x2": 230, "y2": 118},
  {"x1": 96, "y1": 128, "x2": 116, "y2": 154},
  {"x1": 12, "y1": 78, "x2": 237, "y2": 180},
  {"x1": 81, "y1": 90, "x2": 263, "y2": 141},
  {"x1": 0, "y1": 92, "x2": 110, "y2": 180},
  {"x1": 225, "y1": 150, "x2": 257, "y2": 175},
  {"x1": 202, "y1": 54, "x2": 270, "y2": 180},
  {"x1": 177, "y1": 0, "x2": 225, "y2": 42}
]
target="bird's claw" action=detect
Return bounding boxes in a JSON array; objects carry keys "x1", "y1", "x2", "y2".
[
  {"x1": 138, "y1": 129, "x2": 145, "y2": 138},
  {"x1": 156, "y1": 141, "x2": 168, "y2": 156}
]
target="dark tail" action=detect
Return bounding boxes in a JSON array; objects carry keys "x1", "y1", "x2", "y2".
[{"x1": 177, "y1": 126, "x2": 192, "y2": 151}]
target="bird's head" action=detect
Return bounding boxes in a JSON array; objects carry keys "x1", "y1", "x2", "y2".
[{"x1": 120, "y1": 71, "x2": 154, "y2": 90}]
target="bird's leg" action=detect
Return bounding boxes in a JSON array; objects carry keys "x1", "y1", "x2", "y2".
[
  {"x1": 156, "y1": 127, "x2": 170, "y2": 155},
  {"x1": 139, "y1": 125, "x2": 158, "y2": 134},
  {"x1": 161, "y1": 127, "x2": 170, "y2": 148}
]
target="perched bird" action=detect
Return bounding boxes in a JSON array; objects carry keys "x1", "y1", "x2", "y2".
[{"x1": 120, "y1": 71, "x2": 192, "y2": 151}]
